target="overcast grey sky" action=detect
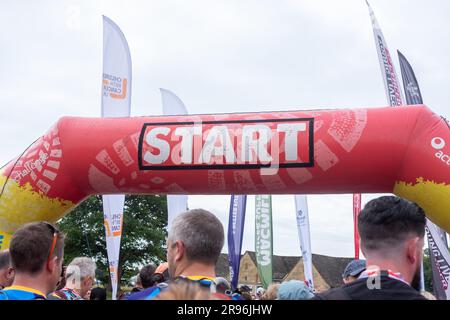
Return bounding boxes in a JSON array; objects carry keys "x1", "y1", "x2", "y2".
[{"x1": 1, "y1": 0, "x2": 449, "y2": 257}]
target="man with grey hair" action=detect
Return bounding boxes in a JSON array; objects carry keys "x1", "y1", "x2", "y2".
[
  {"x1": 48, "y1": 257, "x2": 96, "y2": 300},
  {"x1": 0, "y1": 250, "x2": 14, "y2": 289},
  {"x1": 127, "y1": 209, "x2": 226, "y2": 300}
]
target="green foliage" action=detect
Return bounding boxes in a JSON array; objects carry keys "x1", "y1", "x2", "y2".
[
  {"x1": 423, "y1": 248, "x2": 433, "y2": 293},
  {"x1": 57, "y1": 195, "x2": 168, "y2": 288}
]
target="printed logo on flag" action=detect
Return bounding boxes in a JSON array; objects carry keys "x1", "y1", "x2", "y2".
[
  {"x1": 425, "y1": 226, "x2": 450, "y2": 291},
  {"x1": 406, "y1": 83, "x2": 420, "y2": 100},
  {"x1": 377, "y1": 36, "x2": 402, "y2": 106},
  {"x1": 0, "y1": 235, "x2": 3, "y2": 249},
  {"x1": 104, "y1": 213, "x2": 123, "y2": 237},
  {"x1": 103, "y1": 73, "x2": 128, "y2": 100}
]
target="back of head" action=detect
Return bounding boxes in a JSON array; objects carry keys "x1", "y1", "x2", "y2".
[
  {"x1": 342, "y1": 259, "x2": 366, "y2": 279},
  {"x1": 0, "y1": 250, "x2": 11, "y2": 270},
  {"x1": 358, "y1": 196, "x2": 426, "y2": 255},
  {"x1": 262, "y1": 283, "x2": 280, "y2": 300},
  {"x1": 139, "y1": 264, "x2": 156, "y2": 288},
  {"x1": 169, "y1": 209, "x2": 224, "y2": 265},
  {"x1": 90, "y1": 287, "x2": 107, "y2": 300},
  {"x1": 66, "y1": 257, "x2": 96, "y2": 281},
  {"x1": 155, "y1": 281, "x2": 213, "y2": 300},
  {"x1": 277, "y1": 280, "x2": 314, "y2": 300},
  {"x1": 215, "y1": 277, "x2": 231, "y2": 294},
  {"x1": 9, "y1": 222, "x2": 64, "y2": 275}
]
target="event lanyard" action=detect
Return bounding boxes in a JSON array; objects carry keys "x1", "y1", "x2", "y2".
[{"x1": 358, "y1": 269, "x2": 409, "y2": 286}]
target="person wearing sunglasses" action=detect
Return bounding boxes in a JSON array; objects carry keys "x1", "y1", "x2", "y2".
[
  {"x1": 0, "y1": 221, "x2": 65, "y2": 300},
  {"x1": 127, "y1": 209, "x2": 242, "y2": 300}
]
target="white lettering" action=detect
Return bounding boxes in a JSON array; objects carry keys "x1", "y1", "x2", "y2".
[
  {"x1": 144, "y1": 127, "x2": 170, "y2": 164},
  {"x1": 241, "y1": 125, "x2": 272, "y2": 163}
]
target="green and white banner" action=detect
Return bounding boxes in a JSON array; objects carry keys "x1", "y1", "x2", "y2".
[{"x1": 255, "y1": 195, "x2": 273, "y2": 289}]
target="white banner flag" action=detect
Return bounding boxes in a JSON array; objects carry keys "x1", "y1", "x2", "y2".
[
  {"x1": 160, "y1": 89, "x2": 188, "y2": 230},
  {"x1": 366, "y1": 1, "x2": 405, "y2": 106},
  {"x1": 294, "y1": 195, "x2": 314, "y2": 289},
  {"x1": 426, "y1": 220, "x2": 450, "y2": 299},
  {"x1": 101, "y1": 15, "x2": 132, "y2": 300}
]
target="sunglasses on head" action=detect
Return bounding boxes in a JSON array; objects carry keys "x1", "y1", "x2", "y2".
[{"x1": 42, "y1": 222, "x2": 60, "y2": 268}]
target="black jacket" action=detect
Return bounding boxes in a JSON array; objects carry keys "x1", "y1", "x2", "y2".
[{"x1": 313, "y1": 275, "x2": 427, "y2": 300}]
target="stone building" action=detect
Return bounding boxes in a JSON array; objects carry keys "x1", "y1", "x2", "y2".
[{"x1": 216, "y1": 250, "x2": 353, "y2": 292}]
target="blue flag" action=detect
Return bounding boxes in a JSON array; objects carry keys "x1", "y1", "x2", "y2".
[{"x1": 227, "y1": 195, "x2": 247, "y2": 290}]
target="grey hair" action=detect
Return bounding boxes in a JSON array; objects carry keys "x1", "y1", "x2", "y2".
[
  {"x1": 66, "y1": 257, "x2": 96, "y2": 280},
  {"x1": 169, "y1": 209, "x2": 224, "y2": 265}
]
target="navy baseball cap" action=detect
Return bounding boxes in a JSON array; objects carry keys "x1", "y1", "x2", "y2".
[{"x1": 342, "y1": 259, "x2": 366, "y2": 278}]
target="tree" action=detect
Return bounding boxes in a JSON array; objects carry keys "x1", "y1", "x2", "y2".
[
  {"x1": 423, "y1": 248, "x2": 433, "y2": 293},
  {"x1": 57, "y1": 194, "x2": 168, "y2": 291}
]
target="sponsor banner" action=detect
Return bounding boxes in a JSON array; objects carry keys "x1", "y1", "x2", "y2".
[
  {"x1": 255, "y1": 195, "x2": 273, "y2": 289},
  {"x1": 426, "y1": 220, "x2": 450, "y2": 299},
  {"x1": 102, "y1": 194, "x2": 124, "y2": 300},
  {"x1": 101, "y1": 15, "x2": 132, "y2": 117},
  {"x1": 397, "y1": 51, "x2": 423, "y2": 105},
  {"x1": 160, "y1": 89, "x2": 189, "y2": 230},
  {"x1": 294, "y1": 195, "x2": 314, "y2": 289},
  {"x1": 366, "y1": 1, "x2": 404, "y2": 106},
  {"x1": 353, "y1": 193, "x2": 361, "y2": 259},
  {"x1": 167, "y1": 194, "x2": 188, "y2": 230},
  {"x1": 138, "y1": 118, "x2": 314, "y2": 170},
  {"x1": 227, "y1": 195, "x2": 247, "y2": 290},
  {"x1": 102, "y1": 15, "x2": 132, "y2": 300}
]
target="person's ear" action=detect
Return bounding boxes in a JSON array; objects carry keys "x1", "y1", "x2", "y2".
[
  {"x1": 7, "y1": 267, "x2": 14, "y2": 280},
  {"x1": 174, "y1": 240, "x2": 185, "y2": 262},
  {"x1": 406, "y1": 237, "x2": 420, "y2": 265},
  {"x1": 83, "y1": 276, "x2": 91, "y2": 287},
  {"x1": 47, "y1": 256, "x2": 59, "y2": 273}
]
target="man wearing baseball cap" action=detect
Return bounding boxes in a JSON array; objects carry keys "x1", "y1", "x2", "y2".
[{"x1": 342, "y1": 260, "x2": 366, "y2": 284}]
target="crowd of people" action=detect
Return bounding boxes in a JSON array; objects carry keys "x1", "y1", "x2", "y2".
[{"x1": 0, "y1": 196, "x2": 436, "y2": 300}]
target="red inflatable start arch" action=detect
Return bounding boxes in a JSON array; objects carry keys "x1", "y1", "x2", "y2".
[{"x1": 0, "y1": 105, "x2": 449, "y2": 249}]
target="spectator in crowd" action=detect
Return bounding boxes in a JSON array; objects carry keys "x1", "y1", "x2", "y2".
[
  {"x1": 277, "y1": 280, "x2": 315, "y2": 300},
  {"x1": 215, "y1": 277, "x2": 231, "y2": 296},
  {"x1": 90, "y1": 287, "x2": 107, "y2": 300},
  {"x1": 55, "y1": 265, "x2": 67, "y2": 291},
  {"x1": 237, "y1": 284, "x2": 253, "y2": 300},
  {"x1": 0, "y1": 250, "x2": 14, "y2": 289},
  {"x1": 49, "y1": 257, "x2": 96, "y2": 300},
  {"x1": 153, "y1": 262, "x2": 170, "y2": 285},
  {"x1": 262, "y1": 283, "x2": 279, "y2": 300},
  {"x1": 342, "y1": 259, "x2": 366, "y2": 284},
  {"x1": 128, "y1": 209, "x2": 235, "y2": 300},
  {"x1": 139, "y1": 263, "x2": 157, "y2": 289},
  {"x1": 130, "y1": 274, "x2": 143, "y2": 293},
  {"x1": 0, "y1": 222, "x2": 64, "y2": 300},
  {"x1": 313, "y1": 196, "x2": 427, "y2": 300},
  {"x1": 255, "y1": 287, "x2": 265, "y2": 300}
]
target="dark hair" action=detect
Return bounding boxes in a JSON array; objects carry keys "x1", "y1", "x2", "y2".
[
  {"x1": 0, "y1": 250, "x2": 11, "y2": 270},
  {"x1": 90, "y1": 287, "x2": 107, "y2": 300},
  {"x1": 151, "y1": 272, "x2": 165, "y2": 285},
  {"x1": 139, "y1": 264, "x2": 156, "y2": 288},
  {"x1": 358, "y1": 196, "x2": 426, "y2": 252},
  {"x1": 169, "y1": 209, "x2": 224, "y2": 265},
  {"x1": 9, "y1": 222, "x2": 65, "y2": 274}
]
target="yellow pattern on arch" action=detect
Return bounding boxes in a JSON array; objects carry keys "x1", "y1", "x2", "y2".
[
  {"x1": 0, "y1": 171, "x2": 74, "y2": 249},
  {"x1": 394, "y1": 177, "x2": 450, "y2": 233}
]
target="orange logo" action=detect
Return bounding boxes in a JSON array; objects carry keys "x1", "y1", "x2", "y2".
[{"x1": 103, "y1": 73, "x2": 127, "y2": 100}]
